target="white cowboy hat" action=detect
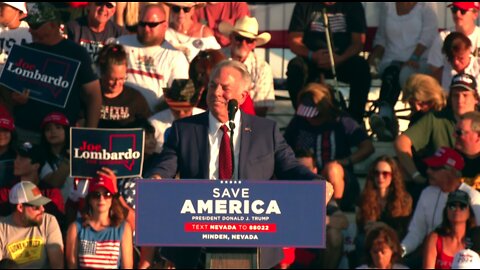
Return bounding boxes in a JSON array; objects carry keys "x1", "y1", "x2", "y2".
[
  {"x1": 165, "y1": 2, "x2": 206, "y2": 8},
  {"x1": 219, "y1": 16, "x2": 271, "y2": 47}
]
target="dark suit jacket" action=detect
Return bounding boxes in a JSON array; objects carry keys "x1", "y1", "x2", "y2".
[{"x1": 149, "y1": 111, "x2": 320, "y2": 268}]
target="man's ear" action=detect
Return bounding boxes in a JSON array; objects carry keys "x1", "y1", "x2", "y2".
[{"x1": 16, "y1": 203, "x2": 24, "y2": 213}]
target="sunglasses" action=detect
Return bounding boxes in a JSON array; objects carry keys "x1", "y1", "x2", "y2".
[
  {"x1": 171, "y1": 6, "x2": 192, "y2": 13},
  {"x1": 234, "y1": 35, "x2": 255, "y2": 44},
  {"x1": 451, "y1": 6, "x2": 470, "y2": 15},
  {"x1": 23, "y1": 203, "x2": 42, "y2": 210},
  {"x1": 374, "y1": 170, "x2": 392, "y2": 178},
  {"x1": 95, "y1": 2, "x2": 115, "y2": 9},
  {"x1": 90, "y1": 191, "x2": 113, "y2": 199},
  {"x1": 447, "y1": 202, "x2": 468, "y2": 211},
  {"x1": 138, "y1": 20, "x2": 165, "y2": 28}
]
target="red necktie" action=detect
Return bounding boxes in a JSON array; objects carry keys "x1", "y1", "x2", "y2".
[{"x1": 219, "y1": 125, "x2": 232, "y2": 180}]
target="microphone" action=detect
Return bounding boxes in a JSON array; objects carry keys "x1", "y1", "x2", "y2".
[{"x1": 227, "y1": 99, "x2": 238, "y2": 130}]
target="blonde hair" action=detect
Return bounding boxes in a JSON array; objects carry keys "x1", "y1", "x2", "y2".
[
  {"x1": 297, "y1": 83, "x2": 339, "y2": 118},
  {"x1": 402, "y1": 74, "x2": 446, "y2": 111}
]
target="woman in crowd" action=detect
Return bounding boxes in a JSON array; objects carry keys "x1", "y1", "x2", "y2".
[
  {"x1": 356, "y1": 224, "x2": 408, "y2": 269},
  {"x1": 402, "y1": 74, "x2": 447, "y2": 126},
  {"x1": 97, "y1": 43, "x2": 151, "y2": 128},
  {"x1": 423, "y1": 190, "x2": 476, "y2": 269},
  {"x1": 441, "y1": 32, "x2": 480, "y2": 95},
  {"x1": 357, "y1": 155, "x2": 412, "y2": 238},
  {"x1": 65, "y1": 170, "x2": 133, "y2": 269},
  {"x1": 284, "y1": 82, "x2": 374, "y2": 211},
  {"x1": 0, "y1": 111, "x2": 16, "y2": 161},
  {"x1": 39, "y1": 112, "x2": 72, "y2": 202},
  {"x1": 165, "y1": 2, "x2": 220, "y2": 63}
]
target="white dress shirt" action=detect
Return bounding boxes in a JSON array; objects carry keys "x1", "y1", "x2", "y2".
[{"x1": 208, "y1": 110, "x2": 241, "y2": 180}]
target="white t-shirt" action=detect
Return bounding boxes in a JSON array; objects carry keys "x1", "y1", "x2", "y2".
[
  {"x1": 0, "y1": 21, "x2": 32, "y2": 73},
  {"x1": 427, "y1": 26, "x2": 480, "y2": 68},
  {"x1": 441, "y1": 54, "x2": 480, "y2": 96},
  {"x1": 149, "y1": 107, "x2": 205, "y2": 153},
  {"x1": 401, "y1": 183, "x2": 480, "y2": 255},
  {"x1": 223, "y1": 48, "x2": 275, "y2": 109},
  {"x1": 165, "y1": 27, "x2": 221, "y2": 63},
  {"x1": 116, "y1": 35, "x2": 189, "y2": 111}
]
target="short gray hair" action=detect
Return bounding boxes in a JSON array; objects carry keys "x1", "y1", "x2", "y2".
[
  {"x1": 460, "y1": 111, "x2": 480, "y2": 132},
  {"x1": 210, "y1": 59, "x2": 252, "y2": 92}
]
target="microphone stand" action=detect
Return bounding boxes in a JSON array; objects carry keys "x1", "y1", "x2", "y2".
[{"x1": 228, "y1": 120, "x2": 235, "y2": 180}]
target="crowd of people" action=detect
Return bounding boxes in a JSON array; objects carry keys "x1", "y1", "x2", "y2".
[{"x1": 0, "y1": 1, "x2": 479, "y2": 269}]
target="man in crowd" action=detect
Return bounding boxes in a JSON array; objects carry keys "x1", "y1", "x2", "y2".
[
  {"x1": 455, "y1": 111, "x2": 480, "y2": 189},
  {"x1": 10, "y1": 2, "x2": 101, "y2": 142},
  {"x1": 219, "y1": 16, "x2": 275, "y2": 117},
  {"x1": 0, "y1": 181, "x2": 63, "y2": 268},
  {"x1": 395, "y1": 73, "x2": 479, "y2": 190},
  {"x1": 65, "y1": 2, "x2": 128, "y2": 65},
  {"x1": 401, "y1": 147, "x2": 480, "y2": 267},
  {"x1": 286, "y1": 2, "x2": 371, "y2": 125},
  {"x1": 117, "y1": 3, "x2": 189, "y2": 112},
  {"x1": 0, "y1": 2, "x2": 27, "y2": 29},
  {"x1": 428, "y1": 2, "x2": 480, "y2": 82}
]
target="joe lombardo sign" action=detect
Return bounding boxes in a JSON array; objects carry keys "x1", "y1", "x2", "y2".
[
  {"x1": 136, "y1": 180, "x2": 326, "y2": 248},
  {"x1": 0, "y1": 44, "x2": 80, "y2": 108},
  {"x1": 70, "y1": 127, "x2": 145, "y2": 178}
]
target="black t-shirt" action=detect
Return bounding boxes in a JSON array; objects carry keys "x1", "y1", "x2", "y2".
[
  {"x1": 66, "y1": 16, "x2": 128, "y2": 63},
  {"x1": 463, "y1": 154, "x2": 480, "y2": 178},
  {"x1": 288, "y1": 3, "x2": 367, "y2": 54},
  {"x1": 14, "y1": 39, "x2": 98, "y2": 132},
  {"x1": 98, "y1": 86, "x2": 152, "y2": 128}
]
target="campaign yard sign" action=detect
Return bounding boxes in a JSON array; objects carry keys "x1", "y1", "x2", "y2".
[
  {"x1": 0, "y1": 44, "x2": 80, "y2": 108},
  {"x1": 70, "y1": 127, "x2": 145, "y2": 178},
  {"x1": 136, "y1": 180, "x2": 326, "y2": 248}
]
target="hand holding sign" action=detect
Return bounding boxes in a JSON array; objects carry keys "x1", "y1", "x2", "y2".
[{"x1": 11, "y1": 89, "x2": 30, "y2": 105}]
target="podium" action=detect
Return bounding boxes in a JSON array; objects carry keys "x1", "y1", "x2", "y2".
[{"x1": 205, "y1": 248, "x2": 258, "y2": 269}]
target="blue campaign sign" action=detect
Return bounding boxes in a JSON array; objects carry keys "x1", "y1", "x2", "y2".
[
  {"x1": 0, "y1": 44, "x2": 80, "y2": 108},
  {"x1": 136, "y1": 180, "x2": 326, "y2": 248},
  {"x1": 70, "y1": 128, "x2": 145, "y2": 178}
]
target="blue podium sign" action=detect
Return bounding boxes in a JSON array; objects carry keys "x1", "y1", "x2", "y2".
[
  {"x1": 136, "y1": 180, "x2": 326, "y2": 248},
  {"x1": 70, "y1": 127, "x2": 145, "y2": 178},
  {"x1": 0, "y1": 44, "x2": 80, "y2": 108}
]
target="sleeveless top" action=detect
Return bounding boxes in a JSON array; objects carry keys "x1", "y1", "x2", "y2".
[
  {"x1": 435, "y1": 235, "x2": 454, "y2": 269},
  {"x1": 75, "y1": 220, "x2": 126, "y2": 269}
]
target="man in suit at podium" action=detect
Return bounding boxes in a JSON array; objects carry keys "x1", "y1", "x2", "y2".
[{"x1": 143, "y1": 60, "x2": 334, "y2": 268}]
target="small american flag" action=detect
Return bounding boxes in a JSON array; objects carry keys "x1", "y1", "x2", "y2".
[{"x1": 79, "y1": 240, "x2": 120, "y2": 269}]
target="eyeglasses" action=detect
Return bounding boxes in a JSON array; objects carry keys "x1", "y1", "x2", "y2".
[
  {"x1": 171, "y1": 6, "x2": 192, "y2": 13},
  {"x1": 108, "y1": 76, "x2": 127, "y2": 84},
  {"x1": 234, "y1": 34, "x2": 256, "y2": 44},
  {"x1": 374, "y1": 170, "x2": 392, "y2": 178},
  {"x1": 28, "y1": 22, "x2": 46, "y2": 30},
  {"x1": 447, "y1": 203, "x2": 468, "y2": 211},
  {"x1": 95, "y1": 2, "x2": 115, "y2": 9},
  {"x1": 138, "y1": 20, "x2": 165, "y2": 28},
  {"x1": 90, "y1": 191, "x2": 113, "y2": 199},
  {"x1": 451, "y1": 6, "x2": 471, "y2": 15},
  {"x1": 23, "y1": 203, "x2": 43, "y2": 211}
]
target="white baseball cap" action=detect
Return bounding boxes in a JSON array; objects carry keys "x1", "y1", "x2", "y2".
[
  {"x1": 2, "y1": 2, "x2": 27, "y2": 14},
  {"x1": 9, "y1": 181, "x2": 51, "y2": 206},
  {"x1": 452, "y1": 249, "x2": 480, "y2": 269}
]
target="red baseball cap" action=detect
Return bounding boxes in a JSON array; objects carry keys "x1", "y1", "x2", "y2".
[
  {"x1": 40, "y1": 112, "x2": 70, "y2": 129},
  {"x1": 88, "y1": 175, "x2": 116, "y2": 194},
  {"x1": 0, "y1": 114, "x2": 14, "y2": 131},
  {"x1": 423, "y1": 147, "x2": 465, "y2": 171},
  {"x1": 448, "y1": 2, "x2": 480, "y2": 10}
]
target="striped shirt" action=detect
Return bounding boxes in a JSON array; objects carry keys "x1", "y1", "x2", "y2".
[{"x1": 75, "y1": 220, "x2": 126, "y2": 269}]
